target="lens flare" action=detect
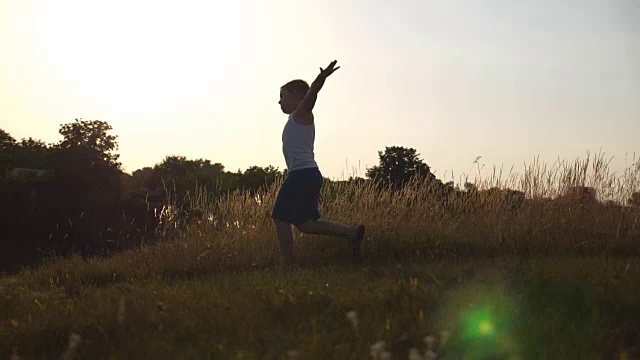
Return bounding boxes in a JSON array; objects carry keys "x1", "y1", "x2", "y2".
[
  {"x1": 479, "y1": 320, "x2": 494, "y2": 335},
  {"x1": 433, "y1": 279, "x2": 522, "y2": 359},
  {"x1": 463, "y1": 307, "x2": 496, "y2": 340}
]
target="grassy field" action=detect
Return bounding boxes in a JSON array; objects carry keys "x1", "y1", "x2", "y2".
[
  {"x1": 2, "y1": 154, "x2": 639, "y2": 359},
  {"x1": 2, "y1": 253, "x2": 639, "y2": 359}
]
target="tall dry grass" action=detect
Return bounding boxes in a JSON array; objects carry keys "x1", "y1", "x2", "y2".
[
  {"x1": 157, "y1": 152, "x2": 640, "y2": 267},
  {"x1": 24, "y1": 152, "x2": 639, "y2": 286}
]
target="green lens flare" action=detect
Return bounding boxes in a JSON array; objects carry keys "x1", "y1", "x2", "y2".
[
  {"x1": 434, "y1": 282, "x2": 523, "y2": 359},
  {"x1": 479, "y1": 320, "x2": 494, "y2": 335},
  {"x1": 463, "y1": 307, "x2": 496, "y2": 340}
]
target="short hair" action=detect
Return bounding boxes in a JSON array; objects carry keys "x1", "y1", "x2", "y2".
[{"x1": 281, "y1": 79, "x2": 309, "y2": 97}]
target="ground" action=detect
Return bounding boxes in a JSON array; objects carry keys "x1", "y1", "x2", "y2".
[{"x1": 2, "y1": 253, "x2": 639, "y2": 359}]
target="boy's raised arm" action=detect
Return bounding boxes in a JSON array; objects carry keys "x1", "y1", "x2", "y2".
[{"x1": 294, "y1": 60, "x2": 340, "y2": 124}]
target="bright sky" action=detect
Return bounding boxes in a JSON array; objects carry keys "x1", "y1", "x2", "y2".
[{"x1": 2, "y1": 0, "x2": 639, "y2": 182}]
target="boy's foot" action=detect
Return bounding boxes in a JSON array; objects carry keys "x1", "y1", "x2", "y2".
[{"x1": 352, "y1": 225, "x2": 365, "y2": 261}]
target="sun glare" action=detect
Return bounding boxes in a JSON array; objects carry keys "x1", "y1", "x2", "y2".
[{"x1": 33, "y1": 0, "x2": 245, "y2": 112}]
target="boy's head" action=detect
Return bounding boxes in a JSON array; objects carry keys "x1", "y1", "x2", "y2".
[{"x1": 279, "y1": 79, "x2": 309, "y2": 114}]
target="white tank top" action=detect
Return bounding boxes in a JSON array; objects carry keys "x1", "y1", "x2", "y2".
[{"x1": 282, "y1": 114, "x2": 318, "y2": 171}]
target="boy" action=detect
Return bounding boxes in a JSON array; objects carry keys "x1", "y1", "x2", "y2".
[{"x1": 272, "y1": 60, "x2": 365, "y2": 264}]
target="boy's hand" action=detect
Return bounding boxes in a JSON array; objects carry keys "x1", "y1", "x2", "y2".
[{"x1": 319, "y1": 60, "x2": 340, "y2": 79}]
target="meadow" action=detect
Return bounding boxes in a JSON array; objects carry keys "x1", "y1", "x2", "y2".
[{"x1": 1, "y1": 153, "x2": 639, "y2": 359}]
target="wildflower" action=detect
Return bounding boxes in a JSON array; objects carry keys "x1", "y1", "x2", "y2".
[
  {"x1": 156, "y1": 302, "x2": 166, "y2": 312},
  {"x1": 408, "y1": 348, "x2": 424, "y2": 360},
  {"x1": 370, "y1": 340, "x2": 386, "y2": 359},
  {"x1": 346, "y1": 310, "x2": 358, "y2": 331},
  {"x1": 425, "y1": 350, "x2": 437, "y2": 360},
  {"x1": 68, "y1": 333, "x2": 81, "y2": 350},
  {"x1": 410, "y1": 277, "x2": 418, "y2": 290},
  {"x1": 423, "y1": 335, "x2": 435, "y2": 350},
  {"x1": 380, "y1": 351, "x2": 392, "y2": 360},
  {"x1": 11, "y1": 346, "x2": 19, "y2": 360},
  {"x1": 62, "y1": 333, "x2": 81, "y2": 359},
  {"x1": 439, "y1": 330, "x2": 450, "y2": 347}
]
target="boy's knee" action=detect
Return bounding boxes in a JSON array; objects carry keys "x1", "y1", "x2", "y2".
[
  {"x1": 295, "y1": 220, "x2": 315, "y2": 233},
  {"x1": 273, "y1": 219, "x2": 286, "y2": 229}
]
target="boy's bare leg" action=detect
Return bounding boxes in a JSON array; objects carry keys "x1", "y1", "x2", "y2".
[
  {"x1": 297, "y1": 220, "x2": 365, "y2": 259},
  {"x1": 296, "y1": 220, "x2": 357, "y2": 239},
  {"x1": 274, "y1": 220, "x2": 295, "y2": 263}
]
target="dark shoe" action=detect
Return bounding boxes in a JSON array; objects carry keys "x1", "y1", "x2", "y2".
[{"x1": 352, "y1": 225, "x2": 365, "y2": 261}]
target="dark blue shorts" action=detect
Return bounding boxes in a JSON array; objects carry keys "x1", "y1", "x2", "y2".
[{"x1": 272, "y1": 167, "x2": 323, "y2": 225}]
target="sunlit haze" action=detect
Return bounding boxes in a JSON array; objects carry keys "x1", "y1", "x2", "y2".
[{"x1": 2, "y1": 0, "x2": 639, "y2": 181}]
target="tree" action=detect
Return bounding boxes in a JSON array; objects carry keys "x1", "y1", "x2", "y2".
[
  {"x1": 464, "y1": 182, "x2": 478, "y2": 193},
  {"x1": 49, "y1": 119, "x2": 123, "y2": 195},
  {"x1": 479, "y1": 187, "x2": 526, "y2": 210},
  {"x1": 155, "y1": 156, "x2": 228, "y2": 191},
  {"x1": 156, "y1": 156, "x2": 225, "y2": 179},
  {"x1": 1, "y1": 121, "x2": 160, "y2": 269},
  {"x1": 366, "y1": 146, "x2": 435, "y2": 189},
  {"x1": 129, "y1": 155, "x2": 233, "y2": 211},
  {"x1": 0, "y1": 129, "x2": 16, "y2": 151},
  {"x1": 0, "y1": 129, "x2": 16, "y2": 174},
  {"x1": 236, "y1": 165, "x2": 282, "y2": 193},
  {"x1": 557, "y1": 186, "x2": 598, "y2": 207},
  {"x1": 629, "y1": 192, "x2": 640, "y2": 208},
  {"x1": 11, "y1": 138, "x2": 51, "y2": 169},
  {"x1": 0, "y1": 131, "x2": 50, "y2": 173},
  {"x1": 57, "y1": 118, "x2": 120, "y2": 168},
  {"x1": 41, "y1": 120, "x2": 126, "y2": 254}
]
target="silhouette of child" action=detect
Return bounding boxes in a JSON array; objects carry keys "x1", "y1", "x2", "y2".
[{"x1": 272, "y1": 60, "x2": 365, "y2": 264}]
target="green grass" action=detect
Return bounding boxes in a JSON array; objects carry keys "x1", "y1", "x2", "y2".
[{"x1": 2, "y1": 253, "x2": 639, "y2": 359}]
